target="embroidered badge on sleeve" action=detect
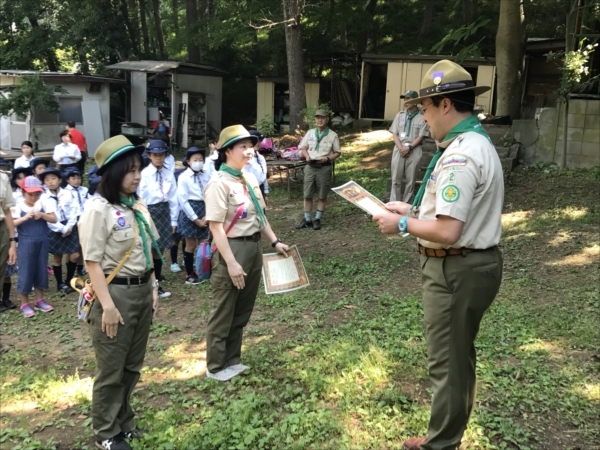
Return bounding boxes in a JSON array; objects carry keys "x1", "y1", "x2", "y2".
[
  {"x1": 442, "y1": 156, "x2": 467, "y2": 168},
  {"x1": 441, "y1": 185, "x2": 460, "y2": 203}
]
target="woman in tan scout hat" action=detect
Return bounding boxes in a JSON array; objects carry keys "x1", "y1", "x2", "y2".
[
  {"x1": 373, "y1": 60, "x2": 504, "y2": 450},
  {"x1": 204, "y1": 125, "x2": 289, "y2": 381},
  {"x1": 78, "y1": 135, "x2": 163, "y2": 450}
]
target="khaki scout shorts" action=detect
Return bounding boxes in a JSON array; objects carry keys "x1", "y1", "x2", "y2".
[{"x1": 303, "y1": 165, "x2": 333, "y2": 200}]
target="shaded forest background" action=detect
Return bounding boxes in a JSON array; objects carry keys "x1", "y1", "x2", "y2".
[{"x1": 0, "y1": 0, "x2": 577, "y2": 125}]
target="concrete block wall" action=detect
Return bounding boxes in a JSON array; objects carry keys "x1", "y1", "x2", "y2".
[{"x1": 513, "y1": 99, "x2": 599, "y2": 168}]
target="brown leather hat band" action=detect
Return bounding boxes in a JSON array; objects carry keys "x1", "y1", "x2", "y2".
[{"x1": 419, "y1": 80, "x2": 475, "y2": 97}]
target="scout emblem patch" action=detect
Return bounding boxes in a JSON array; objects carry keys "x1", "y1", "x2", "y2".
[
  {"x1": 432, "y1": 71, "x2": 444, "y2": 86},
  {"x1": 441, "y1": 185, "x2": 460, "y2": 203}
]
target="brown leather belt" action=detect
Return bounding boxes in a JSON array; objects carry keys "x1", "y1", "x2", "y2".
[
  {"x1": 418, "y1": 244, "x2": 495, "y2": 258},
  {"x1": 230, "y1": 232, "x2": 261, "y2": 242}
]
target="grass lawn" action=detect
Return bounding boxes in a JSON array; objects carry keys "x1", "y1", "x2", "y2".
[{"x1": 1, "y1": 131, "x2": 599, "y2": 450}]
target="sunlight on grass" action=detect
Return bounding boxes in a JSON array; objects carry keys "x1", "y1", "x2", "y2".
[
  {"x1": 501, "y1": 210, "x2": 534, "y2": 231},
  {"x1": 547, "y1": 245, "x2": 600, "y2": 266},
  {"x1": 572, "y1": 382, "x2": 600, "y2": 402}
]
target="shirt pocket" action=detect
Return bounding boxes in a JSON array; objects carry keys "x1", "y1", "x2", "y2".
[
  {"x1": 112, "y1": 228, "x2": 135, "y2": 243},
  {"x1": 425, "y1": 177, "x2": 437, "y2": 194},
  {"x1": 319, "y1": 140, "x2": 333, "y2": 153}
]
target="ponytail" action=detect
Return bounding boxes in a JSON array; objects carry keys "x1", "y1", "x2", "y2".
[{"x1": 214, "y1": 149, "x2": 228, "y2": 172}]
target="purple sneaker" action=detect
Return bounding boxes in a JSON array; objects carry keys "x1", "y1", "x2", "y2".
[
  {"x1": 34, "y1": 299, "x2": 54, "y2": 312},
  {"x1": 20, "y1": 303, "x2": 35, "y2": 318}
]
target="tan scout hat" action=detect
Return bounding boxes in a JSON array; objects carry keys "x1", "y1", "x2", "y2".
[
  {"x1": 95, "y1": 135, "x2": 144, "y2": 174},
  {"x1": 217, "y1": 125, "x2": 258, "y2": 150},
  {"x1": 409, "y1": 59, "x2": 490, "y2": 104}
]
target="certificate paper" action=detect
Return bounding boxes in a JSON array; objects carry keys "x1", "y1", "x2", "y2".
[
  {"x1": 331, "y1": 180, "x2": 388, "y2": 216},
  {"x1": 262, "y1": 245, "x2": 310, "y2": 294}
]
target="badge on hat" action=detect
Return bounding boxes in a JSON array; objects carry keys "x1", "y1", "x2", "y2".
[{"x1": 432, "y1": 71, "x2": 444, "y2": 86}]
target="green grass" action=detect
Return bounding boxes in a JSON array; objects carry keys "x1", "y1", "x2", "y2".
[{"x1": 1, "y1": 143, "x2": 599, "y2": 449}]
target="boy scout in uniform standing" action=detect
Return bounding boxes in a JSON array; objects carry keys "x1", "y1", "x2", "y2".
[
  {"x1": 389, "y1": 90, "x2": 429, "y2": 203},
  {"x1": 296, "y1": 109, "x2": 341, "y2": 230},
  {"x1": 373, "y1": 60, "x2": 504, "y2": 450}
]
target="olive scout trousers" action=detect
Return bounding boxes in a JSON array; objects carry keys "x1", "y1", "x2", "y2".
[
  {"x1": 206, "y1": 239, "x2": 263, "y2": 373},
  {"x1": 89, "y1": 281, "x2": 153, "y2": 440},
  {"x1": 420, "y1": 247, "x2": 503, "y2": 450}
]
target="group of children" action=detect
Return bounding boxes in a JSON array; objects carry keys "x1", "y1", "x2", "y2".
[{"x1": 2, "y1": 130, "x2": 270, "y2": 317}]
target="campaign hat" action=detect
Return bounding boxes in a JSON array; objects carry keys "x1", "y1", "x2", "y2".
[
  {"x1": 217, "y1": 125, "x2": 258, "y2": 150},
  {"x1": 95, "y1": 135, "x2": 144, "y2": 175}
]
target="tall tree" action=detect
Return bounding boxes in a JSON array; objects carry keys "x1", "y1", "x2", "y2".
[
  {"x1": 173, "y1": 0, "x2": 179, "y2": 33},
  {"x1": 282, "y1": 0, "x2": 307, "y2": 131},
  {"x1": 420, "y1": 0, "x2": 435, "y2": 37},
  {"x1": 118, "y1": 0, "x2": 139, "y2": 54},
  {"x1": 462, "y1": 0, "x2": 478, "y2": 24},
  {"x1": 186, "y1": 0, "x2": 201, "y2": 63},
  {"x1": 357, "y1": 0, "x2": 377, "y2": 53},
  {"x1": 151, "y1": 0, "x2": 167, "y2": 59},
  {"x1": 139, "y1": 0, "x2": 150, "y2": 55},
  {"x1": 495, "y1": 0, "x2": 524, "y2": 119}
]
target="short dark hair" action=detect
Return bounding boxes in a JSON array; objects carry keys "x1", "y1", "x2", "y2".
[
  {"x1": 97, "y1": 151, "x2": 144, "y2": 205},
  {"x1": 59, "y1": 130, "x2": 71, "y2": 139},
  {"x1": 430, "y1": 90, "x2": 475, "y2": 114},
  {"x1": 21, "y1": 140, "x2": 33, "y2": 148},
  {"x1": 66, "y1": 121, "x2": 76, "y2": 128}
]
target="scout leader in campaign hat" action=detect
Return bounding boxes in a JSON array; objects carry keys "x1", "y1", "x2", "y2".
[
  {"x1": 95, "y1": 135, "x2": 145, "y2": 175},
  {"x1": 406, "y1": 59, "x2": 490, "y2": 105}
]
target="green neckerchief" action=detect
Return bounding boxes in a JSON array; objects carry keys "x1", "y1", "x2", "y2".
[
  {"x1": 410, "y1": 115, "x2": 490, "y2": 213},
  {"x1": 314, "y1": 127, "x2": 330, "y2": 152},
  {"x1": 219, "y1": 163, "x2": 266, "y2": 228},
  {"x1": 119, "y1": 195, "x2": 165, "y2": 270},
  {"x1": 404, "y1": 109, "x2": 419, "y2": 135}
]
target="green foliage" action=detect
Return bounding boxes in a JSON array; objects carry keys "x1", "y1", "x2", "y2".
[
  {"x1": 0, "y1": 75, "x2": 67, "y2": 118},
  {"x1": 431, "y1": 17, "x2": 491, "y2": 63},
  {"x1": 254, "y1": 115, "x2": 277, "y2": 137},
  {"x1": 547, "y1": 40, "x2": 599, "y2": 97},
  {"x1": 300, "y1": 103, "x2": 333, "y2": 128}
]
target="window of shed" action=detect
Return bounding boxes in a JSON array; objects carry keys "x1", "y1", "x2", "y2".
[{"x1": 58, "y1": 97, "x2": 83, "y2": 123}]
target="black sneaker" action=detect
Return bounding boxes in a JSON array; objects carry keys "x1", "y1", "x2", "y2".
[
  {"x1": 313, "y1": 218, "x2": 322, "y2": 230},
  {"x1": 3, "y1": 299, "x2": 17, "y2": 310},
  {"x1": 123, "y1": 428, "x2": 147, "y2": 440},
  {"x1": 58, "y1": 284, "x2": 74, "y2": 294},
  {"x1": 296, "y1": 219, "x2": 313, "y2": 229},
  {"x1": 77, "y1": 266, "x2": 87, "y2": 276},
  {"x1": 157, "y1": 287, "x2": 171, "y2": 298},
  {"x1": 185, "y1": 274, "x2": 202, "y2": 285},
  {"x1": 95, "y1": 433, "x2": 131, "y2": 450}
]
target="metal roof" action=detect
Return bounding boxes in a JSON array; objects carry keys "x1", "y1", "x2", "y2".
[
  {"x1": 361, "y1": 53, "x2": 495, "y2": 66},
  {"x1": 105, "y1": 60, "x2": 227, "y2": 77},
  {"x1": 0, "y1": 70, "x2": 124, "y2": 83}
]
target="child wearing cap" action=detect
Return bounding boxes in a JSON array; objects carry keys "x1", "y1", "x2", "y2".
[
  {"x1": 138, "y1": 140, "x2": 178, "y2": 298},
  {"x1": 12, "y1": 176, "x2": 57, "y2": 317},
  {"x1": 14, "y1": 141, "x2": 35, "y2": 169},
  {"x1": 1, "y1": 167, "x2": 32, "y2": 312},
  {"x1": 40, "y1": 168, "x2": 80, "y2": 294},
  {"x1": 176, "y1": 147, "x2": 211, "y2": 284},
  {"x1": 64, "y1": 168, "x2": 89, "y2": 276},
  {"x1": 30, "y1": 159, "x2": 49, "y2": 179}
]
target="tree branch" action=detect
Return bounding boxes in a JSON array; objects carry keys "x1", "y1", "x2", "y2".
[{"x1": 249, "y1": 17, "x2": 296, "y2": 30}]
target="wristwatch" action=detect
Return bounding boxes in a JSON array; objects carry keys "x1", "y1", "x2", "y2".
[
  {"x1": 152, "y1": 280, "x2": 160, "y2": 289},
  {"x1": 398, "y1": 216, "x2": 409, "y2": 233},
  {"x1": 9, "y1": 237, "x2": 18, "y2": 243},
  {"x1": 408, "y1": 145, "x2": 413, "y2": 151}
]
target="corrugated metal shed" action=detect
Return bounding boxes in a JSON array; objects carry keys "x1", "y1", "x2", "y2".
[
  {"x1": 105, "y1": 60, "x2": 227, "y2": 77},
  {"x1": 0, "y1": 70, "x2": 123, "y2": 84}
]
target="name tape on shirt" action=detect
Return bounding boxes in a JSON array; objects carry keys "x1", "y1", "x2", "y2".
[{"x1": 442, "y1": 156, "x2": 468, "y2": 169}]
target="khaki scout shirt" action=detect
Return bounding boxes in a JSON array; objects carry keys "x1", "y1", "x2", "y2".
[
  {"x1": 299, "y1": 128, "x2": 341, "y2": 160},
  {"x1": 0, "y1": 172, "x2": 15, "y2": 221},
  {"x1": 417, "y1": 131, "x2": 504, "y2": 250},
  {"x1": 79, "y1": 197, "x2": 159, "y2": 277},
  {"x1": 205, "y1": 171, "x2": 265, "y2": 238},
  {"x1": 389, "y1": 110, "x2": 428, "y2": 151}
]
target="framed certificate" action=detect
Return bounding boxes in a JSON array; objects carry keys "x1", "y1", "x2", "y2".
[{"x1": 262, "y1": 245, "x2": 309, "y2": 294}]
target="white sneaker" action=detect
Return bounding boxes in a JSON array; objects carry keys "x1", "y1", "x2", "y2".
[
  {"x1": 157, "y1": 288, "x2": 171, "y2": 298},
  {"x1": 206, "y1": 367, "x2": 239, "y2": 381},
  {"x1": 228, "y1": 364, "x2": 249, "y2": 374},
  {"x1": 170, "y1": 263, "x2": 182, "y2": 273}
]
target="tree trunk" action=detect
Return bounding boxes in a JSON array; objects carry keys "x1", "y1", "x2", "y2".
[
  {"x1": 357, "y1": 0, "x2": 377, "y2": 53},
  {"x1": 462, "y1": 0, "x2": 478, "y2": 24},
  {"x1": 186, "y1": 0, "x2": 201, "y2": 63},
  {"x1": 129, "y1": 0, "x2": 141, "y2": 54},
  {"x1": 151, "y1": 0, "x2": 167, "y2": 59},
  {"x1": 173, "y1": 0, "x2": 179, "y2": 33},
  {"x1": 282, "y1": 0, "x2": 307, "y2": 131},
  {"x1": 495, "y1": 0, "x2": 524, "y2": 119},
  {"x1": 119, "y1": 0, "x2": 139, "y2": 54},
  {"x1": 28, "y1": 17, "x2": 59, "y2": 71},
  {"x1": 419, "y1": 0, "x2": 435, "y2": 37},
  {"x1": 139, "y1": 0, "x2": 150, "y2": 55}
]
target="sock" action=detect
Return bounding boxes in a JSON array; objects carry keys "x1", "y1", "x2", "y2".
[
  {"x1": 2, "y1": 282, "x2": 10, "y2": 301},
  {"x1": 66, "y1": 262, "x2": 77, "y2": 287},
  {"x1": 304, "y1": 211, "x2": 312, "y2": 221},
  {"x1": 53, "y1": 265, "x2": 63, "y2": 286},
  {"x1": 183, "y1": 251, "x2": 195, "y2": 276},
  {"x1": 77, "y1": 264, "x2": 84, "y2": 273},
  {"x1": 153, "y1": 259, "x2": 163, "y2": 282},
  {"x1": 315, "y1": 210, "x2": 324, "y2": 220},
  {"x1": 170, "y1": 245, "x2": 178, "y2": 265}
]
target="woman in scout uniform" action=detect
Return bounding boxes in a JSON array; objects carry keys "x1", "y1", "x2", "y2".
[
  {"x1": 373, "y1": 60, "x2": 504, "y2": 450},
  {"x1": 79, "y1": 135, "x2": 162, "y2": 450},
  {"x1": 176, "y1": 147, "x2": 211, "y2": 285},
  {"x1": 138, "y1": 139, "x2": 177, "y2": 298},
  {"x1": 204, "y1": 125, "x2": 289, "y2": 382}
]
